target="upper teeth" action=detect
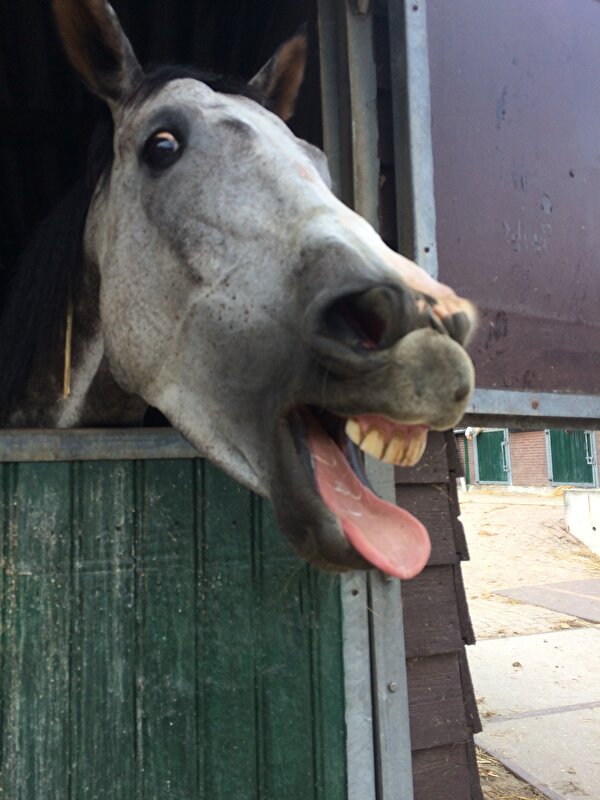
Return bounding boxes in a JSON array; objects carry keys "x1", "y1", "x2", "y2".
[
  {"x1": 345, "y1": 418, "x2": 428, "y2": 467},
  {"x1": 361, "y1": 429, "x2": 386, "y2": 460}
]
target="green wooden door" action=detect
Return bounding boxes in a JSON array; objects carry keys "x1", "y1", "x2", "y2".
[
  {"x1": 0, "y1": 458, "x2": 346, "y2": 800},
  {"x1": 476, "y1": 430, "x2": 510, "y2": 483},
  {"x1": 548, "y1": 430, "x2": 596, "y2": 485}
]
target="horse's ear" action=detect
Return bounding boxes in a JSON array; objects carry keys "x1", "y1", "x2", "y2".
[
  {"x1": 52, "y1": 0, "x2": 142, "y2": 106},
  {"x1": 249, "y1": 30, "x2": 307, "y2": 122}
]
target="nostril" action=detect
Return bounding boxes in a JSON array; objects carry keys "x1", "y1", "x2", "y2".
[
  {"x1": 443, "y1": 311, "x2": 472, "y2": 345},
  {"x1": 329, "y1": 297, "x2": 385, "y2": 349},
  {"x1": 453, "y1": 381, "x2": 471, "y2": 403},
  {"x1": 322, "y1": 285, "x2": 417, "y2": 351}
]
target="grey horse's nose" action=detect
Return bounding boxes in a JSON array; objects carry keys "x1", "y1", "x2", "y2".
[{"x1": 304, "y1": 283, "x2": 420, "y2": 375}]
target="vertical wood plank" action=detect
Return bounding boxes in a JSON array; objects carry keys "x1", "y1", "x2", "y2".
[
  {"x1": 70, "y1": 461, "x2": 136, "y2": 800},
  {"x1": 256, "y1": 501, "x2": 316, "y2": 799},
  {"x1": 135, "y1": 459, "x2": 199, "y2": 799},
  {"x1": 310, "y1": 569, "x2": 347, "y2": 800},
  {"x1": 200, "y1": 462, "x2": 258, "y2": 800},
  {"x1": 1, "y1": 463, "x2": 72, "y2": 800},
  {"x1": 0, "y1": 463, "x2": 8, "y2": 799}
]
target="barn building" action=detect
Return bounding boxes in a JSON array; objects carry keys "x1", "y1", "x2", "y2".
[
  {"x1": 459, "y1": 430, "x2": 600, "y2": 489},
  {"x1": 1, "y1": 1, "x2": 483, "y2": 798}
]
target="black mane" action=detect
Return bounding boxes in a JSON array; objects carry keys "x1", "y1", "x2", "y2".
[{"x1": 0, "y1": 66, "x2": 261, "y2": 420}]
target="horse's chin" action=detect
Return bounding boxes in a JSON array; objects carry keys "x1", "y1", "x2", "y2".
[{"x1": 269, "y1": 407, "x2": 432, "y2": 579}]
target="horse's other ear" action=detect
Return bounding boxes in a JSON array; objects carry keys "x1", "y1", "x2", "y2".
[
  {"x1": 52, "y1": 0, "x2": 142, "y2": 106},
  {"x1": 249, "y1": 29, "x2": 307, "y2": 122}
]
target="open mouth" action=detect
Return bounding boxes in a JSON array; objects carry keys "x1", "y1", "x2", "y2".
[{"x1": 287, "y1": 406, "x2": 432, "y2": 579}]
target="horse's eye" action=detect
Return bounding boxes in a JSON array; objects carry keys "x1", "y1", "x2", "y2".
[{"x1": 142, "y1": 130, "x2": 182, "y2": 171}]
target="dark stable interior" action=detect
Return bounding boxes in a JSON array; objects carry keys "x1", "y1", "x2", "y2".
[{"x1": 0, "y1": 0, "x2": 318, "y2": 313}]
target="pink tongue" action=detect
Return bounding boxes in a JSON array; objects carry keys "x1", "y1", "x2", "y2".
[{"x1": 304, "y1": 415, "x2": 431, "y2": 579}]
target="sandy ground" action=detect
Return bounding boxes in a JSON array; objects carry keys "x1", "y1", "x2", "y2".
[
  {"x1": 477, "y1": 748, "x2": 546, "y2": 800},
  {"x1": 457, "y1": 490, "x2": 600, "y2": 799},
  {"x1": 459, "y1": 492, "x2": 600, "y2": 640}
]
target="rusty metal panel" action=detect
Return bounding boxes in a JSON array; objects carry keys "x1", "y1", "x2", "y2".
[{"x1": 427, "y1": 0, "x2": 600, "y2": 398}]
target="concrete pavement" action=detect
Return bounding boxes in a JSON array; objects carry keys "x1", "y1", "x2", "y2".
[{"x1": 459, "y1": 491, "x2": 600, "y2": 800}]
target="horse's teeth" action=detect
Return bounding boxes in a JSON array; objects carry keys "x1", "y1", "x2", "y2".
[
  {"x1": 383, "y1": 435, "x2": 408, "y2": 465},
  {"x1": 344, "y1": 419, "x2": 428, "y2": 467},
  {"x1": 360, "y1": 429, "x2": 386, "y2": 460},
  {"x1": 405, "y1": 431, "x2": 428, "y2": 465},
  {"x1": 385, "y1": 429, "x2": 428, "y2": 466},
  {"x1": 345, "y1": 418, "x2": 362, "y2": 446}
]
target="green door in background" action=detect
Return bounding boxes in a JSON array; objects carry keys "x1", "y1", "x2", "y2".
[
  {"x1": 476, "y1": 430, "x2": 510, "y2": 483},
  {"x1": 0, "y1": 456, "x2": 346, "y2": 799},
  {"x1": 548, "y1": 430, "x2": 596, "y2": 485}
]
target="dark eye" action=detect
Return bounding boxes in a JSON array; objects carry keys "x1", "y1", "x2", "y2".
[{"x1": 142, "y1": 130, "x2": 182, "y2": 171}]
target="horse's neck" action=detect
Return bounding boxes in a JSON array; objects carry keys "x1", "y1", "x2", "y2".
[
  {"x1": 53, "y1": 333, "x2": 145, "y2": 428},
  {"x1": 7, "y1": 265, "x2": 146, "y2": 428}
]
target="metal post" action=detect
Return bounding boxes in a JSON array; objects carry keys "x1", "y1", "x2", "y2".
[
  {"x1": 344, "y1": 4, "x2": 380, "y2": 229},
  {"x1": 319, "y1": 2, "x2": 417, "y2": 796},
  {"x1": 341, "y1": 572, "x2": 378, "y2": 800},
  {"x1": 388, "y1": 0, "x2": 438, "y2": 277},
  {"x1": 346, "y1": 2, "x2": 415, "y2": 794},
  {"x1": 365, "y1": 459, "x2": 414, "y2": 800},
  {"x1": 318, "y1": 4, "x2": 379, "y2": 797}
]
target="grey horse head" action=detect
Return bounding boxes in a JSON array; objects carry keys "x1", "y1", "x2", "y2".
[{"x1": 48, "y1": 0, "x2": 476, "y2": 578}]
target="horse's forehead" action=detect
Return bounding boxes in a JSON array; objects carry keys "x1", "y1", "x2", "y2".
[
  {"x1": 115, "y1": 77, "x2": 330, "y2": 188},
  {"x1": 121, "y1": 79, "x2": 284, "y2": 139},
  {"x1": 142, "y1": 78, "x2": 224, "y2": 111}
]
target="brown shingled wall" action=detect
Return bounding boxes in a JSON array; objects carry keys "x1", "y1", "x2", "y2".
[{"x1": 396, "y1": 433, "x2": 483, "y2": 800}]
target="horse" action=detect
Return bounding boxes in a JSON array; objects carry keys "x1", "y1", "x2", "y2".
[{"x1": 0, "y1": 0, "x2": 476, "y2": 580}]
